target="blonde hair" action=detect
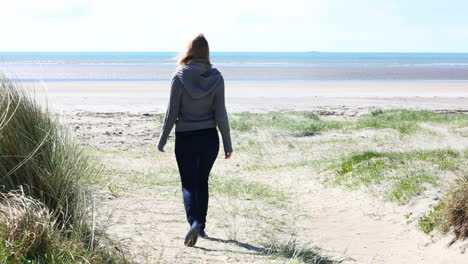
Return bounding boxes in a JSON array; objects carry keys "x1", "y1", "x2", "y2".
[{"x1": 178, "y1": 34, "x2": 211, "y2": 66}]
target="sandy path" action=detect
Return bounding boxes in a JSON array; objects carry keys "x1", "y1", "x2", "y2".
[
  {"x1": 97, "y1": 192, "x2": 283, "y2": 264},
  {"x1": 288, "y1": 176, "x2": 467, "y2": 263}
]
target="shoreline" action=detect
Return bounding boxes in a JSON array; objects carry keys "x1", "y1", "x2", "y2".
[
  {"x1": 14, "y1": 79, "x2": 468, "y2": 82},
  {"x1": 27, "y1": 80, "x2": 468, "y2": 96}
]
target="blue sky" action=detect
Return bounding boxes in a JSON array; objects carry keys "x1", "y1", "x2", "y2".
[{"x1": 1, "y1": 0, "x2": 468, "y2": 52}]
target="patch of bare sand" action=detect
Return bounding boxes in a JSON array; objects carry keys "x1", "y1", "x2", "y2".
[
  {"x1": 274, "y1": 167, "x2": 467, "y2": 264},
  {"x1": 96, "y1": 191, "x2": 297, "y2": 264}
]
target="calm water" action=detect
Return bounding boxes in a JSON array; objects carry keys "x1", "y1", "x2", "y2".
[{"x1": 1, "y1": 52, "x2": 468, "y2": 81}]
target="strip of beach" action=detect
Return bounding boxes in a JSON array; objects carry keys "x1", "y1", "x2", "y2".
[{"x1": 31, "y1": 80, "x2": 468, "y2": 113}]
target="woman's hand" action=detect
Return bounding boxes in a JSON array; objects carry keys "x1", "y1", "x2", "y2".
[{"x1": 225, "y1": 152, "x2": 232, "y2": 159}]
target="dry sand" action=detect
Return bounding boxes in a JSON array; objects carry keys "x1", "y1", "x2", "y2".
[
  {"x1": 34, "y1": 80, "x2": 468, "y2": 263},
  {"x1": 26, "y1": 80, "x2": 468, "y2": 113}
]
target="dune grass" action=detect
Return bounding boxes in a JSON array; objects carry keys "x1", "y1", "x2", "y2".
[
  {"x1": 0, "y1": 191, "x2": 57, "y2": 262},
  {"x1": 210, "y1": 174, "x2": 288, "y2": 204},
  {"x1": 260, "y1": 234, "x2": 344, "y2": 264},
  {"x1": 230, "y1": 112, "x2": 345, "y2": 135},
  {"x1": 100, "y1": 167, "x2": 179, "y2": 188},
  {"x1": 418, "y1": 202, "x2": 446, "y2": 234},
  {"x1": 418, "y1": 174, "x2": 468, "y2": 244},
  {"x1": 444, "y1": 175, "x2": 468, "y2": 244},
  {"x1": 0, "y1": 191, "x2": 126, "y2": 264},
  {"x1": 230, "y1": 109, "x2": 468, "y2": 136},
  {"x1": 0, "y1": 76, "x2": 126, "y2": 263},
  {"x1": 334, "y1": 149, "x2": 463, "y2": 204},
  {"x1": 388, "y1": 173, "x2": 437, "y2": 203},
  {"x1": 354, "y1": 109, "x2": 467, "y2": 134},
  {"x1": 0, "y1": 77, "x2": 96, "y2": 230}
]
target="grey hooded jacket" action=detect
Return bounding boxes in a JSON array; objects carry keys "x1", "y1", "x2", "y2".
[{"x1": 157, "y1": 62, "x2": 233, "y2": 153}]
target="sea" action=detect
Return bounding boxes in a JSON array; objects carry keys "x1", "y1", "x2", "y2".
[{"x1": 1, "y1": 52, "x2": 468, "y2": 82}]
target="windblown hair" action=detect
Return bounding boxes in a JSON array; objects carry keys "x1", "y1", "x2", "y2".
[{"x1": 178, "y1": 34, "x2": 211, "y2": 66}]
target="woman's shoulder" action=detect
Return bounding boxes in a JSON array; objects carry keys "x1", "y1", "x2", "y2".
[{"x1": 173, "y1": 64, "x2": 223, "y2": 79}]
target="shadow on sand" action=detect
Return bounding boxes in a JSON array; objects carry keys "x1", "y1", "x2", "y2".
[{"x1": 194, "y1": 236, "x2": 265, "y2": 254}]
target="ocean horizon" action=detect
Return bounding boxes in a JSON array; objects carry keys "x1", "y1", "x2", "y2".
[{"x1": 2, "y1": 52, "x2": 468, "y2": 82}]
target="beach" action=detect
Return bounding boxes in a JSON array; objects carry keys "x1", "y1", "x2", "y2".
[
  {"x1": 22, "y1": 79, "x2": 467, "y2": 263},
  {"x1": 3, "y1": 51, "x2": 468, "y2": 263},
  {"x1": 4, "y1": 0, "x2": 468, "y2": 261}
]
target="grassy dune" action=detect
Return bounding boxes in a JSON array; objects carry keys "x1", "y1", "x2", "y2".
[
  {"x1": 334, "y1": 149, "x2": 465, "y2": 204},
  {"x1": 0, "y1": 77, "x2": 126, "y2": 263},
  {"x1": 231, "y1": 109, "x2": 468, "y2": 135},
  {"x1": 229, "y1": 110, "x2": 468, "y2": 241},
  {"x1": 82, "y1": 108, "x2": 468, "y2": 262}
]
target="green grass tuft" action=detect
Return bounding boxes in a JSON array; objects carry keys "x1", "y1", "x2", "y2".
[
  {"x1": 418, "y1": 202, "x2": 446, "y2": 234},
  {"x1": 260, "y1": 234, "x2": 344, "y2": 264},
  {"x1": 443, "y1": 175, "x2": 468, "y2": 244},
  {"x1": 334, "y1": 149, "x2": 461, "y2": 203},
  {"x1": 210, "y1": 174, "x2": 287, "y2": 204},
  {"x1": 231, "y1": 110, "x2": 468, "y2": 136},
  {"x1": 230, "y1": 112, "x2": 345, "y2": 135},
  {"x1": 337, "y1": 152, "x2": 384, "y2": 175},
  {"x1": 417, "y1": 174, "x2": 468, "y2": 243},
  {"x1": 356, "y1": 109, "x2": 468, "y2": 134},
  {"x1": 388, "y1": 173, "x2": 437, "y2": 204}
]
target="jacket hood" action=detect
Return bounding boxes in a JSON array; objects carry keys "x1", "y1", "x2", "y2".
[{"x1": 175, "y1": 63, "x2": 222, "y2": 99}]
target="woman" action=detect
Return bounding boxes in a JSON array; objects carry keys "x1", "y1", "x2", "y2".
[{"x1": 157, "y1": 34, "x2": 233, "y2": 247}]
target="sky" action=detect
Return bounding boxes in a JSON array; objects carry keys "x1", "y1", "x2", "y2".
[{"x1": 1, "y1": 0, "x2": 468, "y2": 52}]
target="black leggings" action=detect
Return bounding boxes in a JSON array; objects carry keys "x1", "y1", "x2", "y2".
[{"x1": 175, "y1": 128, "x2": 219, "y2": 230}]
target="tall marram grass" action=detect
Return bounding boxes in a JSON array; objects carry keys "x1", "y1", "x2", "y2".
[
  {"x1": 0, "y1": 190, "x2": 56, "y2": 260},
  {"x1": 417, "y1": 175, "x2": 468, "y2": 245},
  {"x1": 0, "y1": 75, "x2": 95, "y2": 230},
  {"x1": 444, "y1": 175, "x2": 468, "y2": 244},
  {"x1": 0, "y1": 75, "x2": 125, "y2": 263},
  {"x1": 0, "y1": 190, "x2": 125, "y2": 263}
]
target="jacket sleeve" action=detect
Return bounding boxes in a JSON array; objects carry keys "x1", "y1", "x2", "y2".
[
  {"x1": 214, "y1": 77, "x2": 233, "y2": 153},
  {"x1": 157, "y1": 76, "x2": 182, "y2": 151}
]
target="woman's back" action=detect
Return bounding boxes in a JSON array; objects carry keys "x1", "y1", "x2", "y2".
[
  {"x1": 174, "y1": 62, "x2": 224, "y2": 132},
  {"x1": 158, "y1": 61, "x2": 232, "y2": 154}
]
